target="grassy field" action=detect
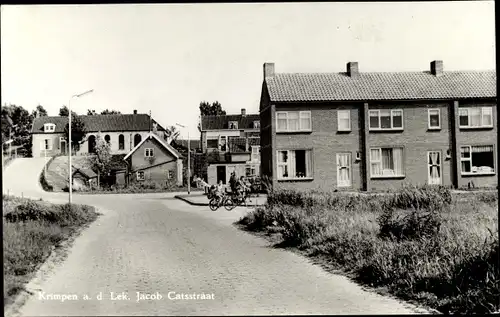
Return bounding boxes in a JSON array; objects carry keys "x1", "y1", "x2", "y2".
[
  {"x1": 238, "y1": 186, "x2": 499, "y2": 314},
  {"x1": 3, "y1": 195, "x2": 99, "y2": 307}
]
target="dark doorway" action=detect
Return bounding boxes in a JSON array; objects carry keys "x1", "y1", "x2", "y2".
[
  {"x1": 216, "y1": 166, "x2": 226, "y2": 184},
  {"x1": 88, "y1": 135, "x2": 96, "y2": 154}
]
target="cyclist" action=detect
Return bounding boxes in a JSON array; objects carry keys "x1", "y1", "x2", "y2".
[
  {"x1": 235, "y1": 176, "x2": 249, "y2": 201},
  {"x1": 214, "y1": 180, "x2": 226, "y2": 204}
]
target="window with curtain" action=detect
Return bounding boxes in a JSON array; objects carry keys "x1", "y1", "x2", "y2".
[
  {"x1": 459, "y1": 107, "x2": 493, "y2": 128},
  {"x1": 276, "y1": 111, "x2": 312, "y2": 132},
  {"x1": 369, "y1": 109, "x2": 404, "y2": 130},
  {"x1": 460, "y1": 145, "x2": 495, "y2": 174},
  {"x1": 277, "y1": 149, "x2": 313, "y2": 179},
  {"x1": 370, "y1": 147, "x2": 404, "y2": 177},
  {"x1": 428, "y1": 109, "x2": 441, "y2": 129},
  {"x1": 337, "y1": 110, "x2": 351, "y2": 131},
  {"x1": 337, "y1": 153, "x2": 351, "y2": 187},
  {"x1": 144, "y1": 148, "x2": 154, "y2": 157}
]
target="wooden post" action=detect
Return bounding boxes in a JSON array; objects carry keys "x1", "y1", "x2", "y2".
[{"x1": 98, "y1": 172, "x2": 100, "y2": 190}]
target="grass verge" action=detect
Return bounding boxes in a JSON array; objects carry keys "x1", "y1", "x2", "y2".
[
  {"x1": 237, "y1": 185, "x2": 499, "y2": 314},
  {"x1": 3, "y1": 195, "x2": 99, "y2": 307}
]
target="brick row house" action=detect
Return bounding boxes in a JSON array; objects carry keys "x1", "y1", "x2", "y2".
[
  {"x1": 200, "y1": 109, "x2": 261, "y2": 184},
  {"x1": 259, "y1": 61, "x2": 497, "y2": 191}
]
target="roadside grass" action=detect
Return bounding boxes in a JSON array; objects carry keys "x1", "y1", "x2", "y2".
[
  {"x1": 3, "y1": 195, "x2": 99, "y2": 307},
  {"x1": 65, "y1": 181, "x2": 204, "y2": 194},
  {"x1": 238, "y1": 185, "x2": 499, "y2": 314}
]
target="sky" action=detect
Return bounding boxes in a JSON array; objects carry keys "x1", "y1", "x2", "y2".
[{"x1": 1, "y1": 2, "x2": 496, "y2": 139}]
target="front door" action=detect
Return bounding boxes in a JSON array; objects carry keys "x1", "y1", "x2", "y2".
[
  {"x1": 60, "y1": 138, "x2": 66, "y2": 155},
  {"x1": 216, "y1": 166, "x2": 226, "y2": 184},
  {"x1": 427, "y1": 151, "x2": 442, "y2": 185},
  {"x1": 336, "y1": 153, "x2": 352, "y2": 187}
]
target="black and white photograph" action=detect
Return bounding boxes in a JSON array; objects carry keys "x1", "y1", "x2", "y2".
[{"x1": 1, "y1": 1, "x2": 498, "y2": 315}]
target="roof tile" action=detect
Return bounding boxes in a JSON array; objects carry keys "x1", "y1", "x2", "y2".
[{"x1": 201, "y1": 114, "x2": 260, "y2": 131}]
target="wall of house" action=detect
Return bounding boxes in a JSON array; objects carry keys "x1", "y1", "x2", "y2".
[
  {"x1": 367, "y1": 102, "x2": 454, "y2": 191},
  {"x1": 32, "y1": 133, "x2": 65, "y2": 157},
  {"x1": 454, "y1": 101, "x2": 497, "y2": 188},
  {"x1": 128, "y1": 137, "x2": 181, "y2": 186},
  {"x1": 207, "y1": 163, "x2": 258, "y2": 185},
  {"x1": 260, "y1": 84, "x2": 274, "y2": 183},
  {"x1": 273, "y1": 103, "x2": 363, "y2": 191}
]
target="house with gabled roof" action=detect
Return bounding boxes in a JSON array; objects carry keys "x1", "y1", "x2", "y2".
[
  {"x1": 200, "y1": 108, "x2": 261, "y2": 184},
  {"x1": 260, "y1": 61, "x2": 497, "y2": 191},
  {"x1": 123, "y1": 132, "x2": 183, "y2": 186},
  {"x1": 31, "y1": 110, "x2": 166, "y2": 158}
]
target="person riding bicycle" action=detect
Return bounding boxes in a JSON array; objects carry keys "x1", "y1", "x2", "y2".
[
  {"x1": 235, "y1": 176, "x2": 249, "y2": 201},
  {"x1": 214, "y1": 180, "x2": 225, "y2": 203}
]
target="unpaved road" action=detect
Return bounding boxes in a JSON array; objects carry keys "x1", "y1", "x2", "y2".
[{"x1": 3, "y1": 158, "x2": 429, "y2": 315}]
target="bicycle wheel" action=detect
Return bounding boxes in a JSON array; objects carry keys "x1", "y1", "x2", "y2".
[
  {"x1": 209, "y1": 198, "x2": 219, "y2": 211},
  {"x1": 224, "y1": 197, "x2": 236, "y2": 211}
]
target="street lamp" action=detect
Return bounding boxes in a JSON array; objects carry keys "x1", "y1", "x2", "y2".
[
  {"x1": 176, "y1": 123, "x2": 190, "y2": 195},
  {"x1": 68, "y1": 89, "x2": 93, "y2": 205}
]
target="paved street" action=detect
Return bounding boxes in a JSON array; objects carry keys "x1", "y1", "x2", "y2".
[{"x1": 3, "y1": 158, "x2": 426, "y2": 315}]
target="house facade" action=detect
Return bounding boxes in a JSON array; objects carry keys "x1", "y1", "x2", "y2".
[
  {"x1": 260, "y1": 61, "x2": 497, "y2": 191},
  {"x1": 124, "y1": 133, "x2": 183, "y2": 186},
  {"x1": 200, "y1": 109, "x2": 261, "y2": 184},
  {"x1": 31, "y1": 110, "x2": 166, "y2": 158}
]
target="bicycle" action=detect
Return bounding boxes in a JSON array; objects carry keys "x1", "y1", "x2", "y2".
[
  {"x1": 208, "y1": 193, "x2": 231, "y2": 211},
  {"x1": 223, "y1": 188, "x2": 252, "y2": 211}
]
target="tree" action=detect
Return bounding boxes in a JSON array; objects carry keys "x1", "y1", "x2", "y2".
[
  {"x1": 59, "y1": 105, "x2": 77, "y2": 117},
  {"x1": 63, "y1": 115, "x2": 86, "y2": 153},
  {"x1": 164, "y1": 125, "x2": 180, "y2": 144},
  {"x1": 87, "y1": 109, "x2": 97, "y2": 115},
  {"x1": 199, "y1": 101, "x2": 226, "y2": 116},
  {"x1": 100, "y1": 109, "x2": 121, "y2": 115},
  {"x1": 32, "y1": 104, "x2": 48, "y2": 117},
  {"x1": 1, "y1": 104, "x2": 33, "y2": 156},
  {"x1": 89, "y1": 134, "x2": 112, "y2": 182}
]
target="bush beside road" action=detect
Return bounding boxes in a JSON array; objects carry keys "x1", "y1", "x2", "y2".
[
  {"x1": 3, "y1": 196, "x2": 99, "y2": 307},
  {"x1": 238, "y1": 185, "x2": 499, "y2": 314}
]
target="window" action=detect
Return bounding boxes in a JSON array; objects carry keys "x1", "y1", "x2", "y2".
[
  {"x1": 42, "y1": 139, "x2": 53, "y2": 151},
  {"x1": 428, "y1": 109, "x2": 441, "y2": 129},
  {"x1": 134, "y1": 134, "x2": 142, "y2": 147},
  {"x1": 369, "y1": 109, "x2": 404, "y2": 130},
  {"x1": 167, "y1": 170, "x2": 174, "y2": 179},
  {"x1": 207, "y1": 137, "x2": 218, "y2": 149},
  {"x1": 229, "y1": 121, "x2": 238, "y2": 129},
  {"x1": 337, "y1": 153, "x2": 352, "y2": 187},
  {"x1": 277, "y1": 149, "x2": 313, "y2": 180},
  {"x1": 145, "y1": 148, "x2": 154, "y2": 157},
  {"x1": 104, "y1": 135, "x2": 111, "y2": 144},
  {"x1": 276, "y1": 111, "x2": 312, "y2": 132},
  {"x1": 44, "y1": 123, "x2": 55, "y2": 133},
  {"x1": 219, "y1": 136, "x2": 227, "y2": 151},
  {"x1": 370, "y1": 147, "x2": 404, "y2": 177},
  {"x1": 337, "y1": 110, "x2": 351, "y2": 131},
  {"x1": 459, "y1": 107, "x2": 493, "y2": 128},
  {"x1": 245, "y1": 165, "x2": 256, "y2": 177},
  {"x1": 251, "y1": 146, "x2": 260, "y2": 162},
  {"x1": 136, "y1": 171, "x2": 145, "y2": 181},
  {"x1": 253, "y1": 121, "x2": 260, "y2": 129},
  {"x1": 460, "y1": 145, "x2": 495, "y2": 175},
  {"x1": 118, "y1": 134, "x2": 125, "y2": 150}
]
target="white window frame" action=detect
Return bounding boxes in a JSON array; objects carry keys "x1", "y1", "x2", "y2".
[
  {"x1": 369, "y1": 147, "x2": 405, "y2": 178},
  {"x1": 459, "y1": 107, "x2": 494, "y2": 129},
  {"x1": 219, "y1": 136, "x2": 227, "y2": 152},
  {"x1": 144, "y1": 148, "x2": 154, "y2": 157},
  {"x1": 253, "y1": 121, "x2": 260, "y2": 129},
  {"x1": 427, "y1": 109, "x2": 441, "y2": 130},
  {"x1": 229, "y1": 121, "x2": 239, "y2": 130},
  {"x1": 460, "y1": 145, "x2": 495, "y2": 175},
  {"x1": 44, "y1": 123, "x2": 55, "y2": 133},
  {"x1": 369, "y1": 109, "x2": 404, "y2": 131},
  {"x1": 251, "y1": 145, "x2": 260, "y2": 162},
  {"x1": 427, "y1": 151, "x2": 442, "y2": 185},
  {"x1": 276, "y1": 111, "x2": 312, "y2": 132},
  {"x1": 206, "y1": 136, "x2": 219, "y2": 149},
  {"x1": 337, "y1": 110, "x2": 351, "y2": 132},
  {"x1": 276, "y1": 149, "x2": 313, "y2": 180},
  {"x1": 41, "y1": 139, "x2": 53, "y2": 151},
  {"x1": 136, "y1": 171, "x2": 145, "y2": 181}
]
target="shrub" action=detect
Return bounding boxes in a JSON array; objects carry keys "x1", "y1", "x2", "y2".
[
  {"x1": 378, "y1": 207, "x2": 443, "y2": 241},
  {"x1": 389, "y1": 184, "x2": 452, "y2": 210}
]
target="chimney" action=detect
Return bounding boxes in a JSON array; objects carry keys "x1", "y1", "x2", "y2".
[
  {"x1": 263, "y1": 62, "x2": 275, "y2": 78},
  {"x1": 133, "y1": 109, "x2": 137, "y2": 114},
  {"x1": 241, "y1": 108, "x2": 246, "y2": 116},
  {"x1": 431, "y1": 60, "x2": 443, "y2": 76},
  {"x1": 347, "y1": 62, "x2": 359, "y2": 77}
]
